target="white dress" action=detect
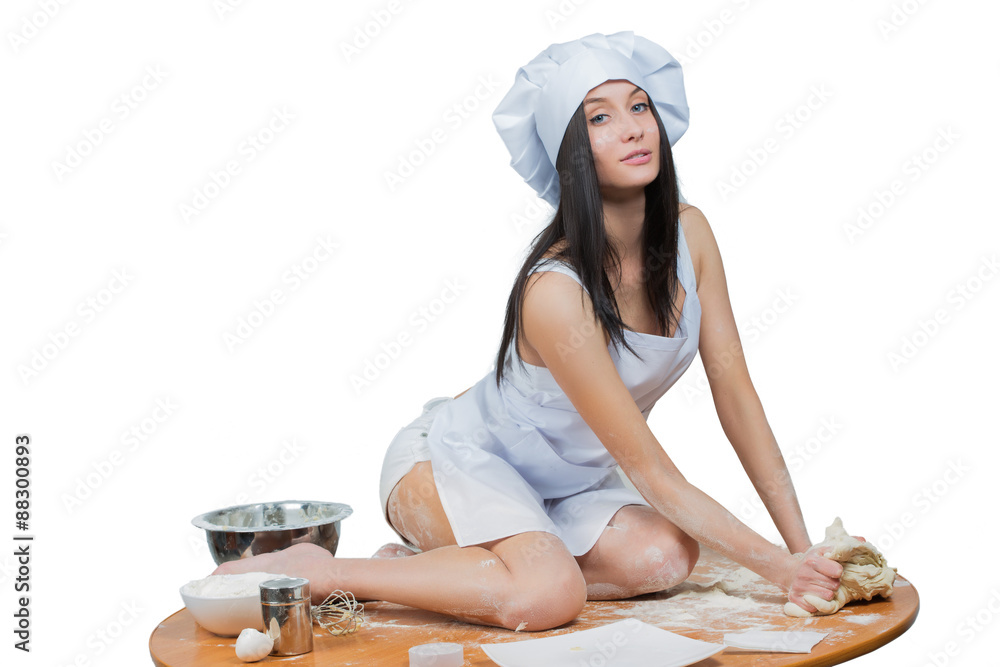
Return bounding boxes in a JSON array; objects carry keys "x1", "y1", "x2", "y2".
[{"x1": 379, "y1": 217, "x2": 701, "y2": 556}]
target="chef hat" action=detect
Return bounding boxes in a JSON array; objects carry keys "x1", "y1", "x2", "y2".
[{"x1": 492, "y1": 31, "x2": 690, "y2": 208}]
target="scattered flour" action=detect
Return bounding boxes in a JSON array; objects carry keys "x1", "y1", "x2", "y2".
[
  {"x1": 669, "y1": 583, "x2": 762, "y2": 610},
  {"x1": 605, "y1": 578, "x2": 774, "y2": 632},
  {"x1": 842, "y1": 614, "x2": 879, "y2": 625},
  {"x1": 715, "y1": 567, "x2": 759, "y2": 591}
]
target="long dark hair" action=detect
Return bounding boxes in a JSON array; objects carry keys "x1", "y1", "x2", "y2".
[{"x1": 494, "y1": 94, "x2": 682, "y2": 388}]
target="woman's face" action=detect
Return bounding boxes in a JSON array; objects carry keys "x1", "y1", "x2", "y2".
[{"x1": 583, "y1": 79, "x2": 660, "y2": 198}]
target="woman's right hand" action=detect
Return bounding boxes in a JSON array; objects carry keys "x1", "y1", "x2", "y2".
[{"x1": 784, "y1": 545, "x2": 843, "y2": 614}]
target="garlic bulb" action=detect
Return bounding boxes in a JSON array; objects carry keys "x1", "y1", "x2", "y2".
[{"x1": 235, "y1": 627, "x2": 273, "y2": 662}]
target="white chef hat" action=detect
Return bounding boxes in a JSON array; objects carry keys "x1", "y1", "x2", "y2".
[{"x1": 492, "y1": 31, "x2": 690, "y2": 207}]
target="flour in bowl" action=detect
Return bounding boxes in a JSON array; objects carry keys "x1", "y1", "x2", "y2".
[{"x1": 182, "y1": 572, "x2": 289, "y2": 598}]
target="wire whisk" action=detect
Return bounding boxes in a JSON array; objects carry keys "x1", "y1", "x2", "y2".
[{"x1": 311, "y1": 590, "x2": 364, "y2": 636}]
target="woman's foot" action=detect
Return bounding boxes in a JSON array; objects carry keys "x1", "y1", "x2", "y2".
[{"x1": 371, "y1": 542, "x2": 419, "y2": 559}]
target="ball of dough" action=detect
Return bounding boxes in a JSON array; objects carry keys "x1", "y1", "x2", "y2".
[
  {"x1": 235, "y1": 627, "x2": 274, "y2": 662},
  {"x1": 784, "y1": 517, "x2": 896, "y2": 617}
]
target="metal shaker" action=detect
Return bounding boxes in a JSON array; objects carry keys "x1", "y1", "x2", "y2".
[{"x1": 259, "y1": 577, "x2": 313, "y2": 656}]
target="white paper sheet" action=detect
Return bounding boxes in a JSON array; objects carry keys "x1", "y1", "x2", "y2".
[
  {"x1": 481, "y1": 619, "x2": 724, "y2": 667},
  {"x1": 723, "y1": 630, "x2": 829, "y2": 653}
]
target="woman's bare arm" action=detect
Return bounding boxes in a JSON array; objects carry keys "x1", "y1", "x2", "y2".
[
  {"x1": 520, "y1": 266, "x2": 840, "y2": 610},
  {"x1": 683, "y1": 205, "x2": 812, "y2": 554}
]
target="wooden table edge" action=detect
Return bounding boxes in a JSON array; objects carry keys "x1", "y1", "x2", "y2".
[
  {"x1": 150, "y1": 576, "x2": 920, "y2": 666},
  {"x1": 798, "y1": 581, "x2": 920, "y2": 667}
]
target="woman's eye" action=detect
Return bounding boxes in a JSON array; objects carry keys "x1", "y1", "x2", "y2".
[
  {"x1": 632, "y1": 102, "x2": 650, "y2": 113},
  {"x1": 589, "y1": 113, "x2": 608, "y2": 124}
]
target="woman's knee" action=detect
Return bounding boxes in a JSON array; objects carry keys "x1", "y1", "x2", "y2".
[
  {"x1": 593, "y1": 506, "x2": 700, "y2": 594},
  {"x1": 642, "y1": 532, "x2": 699, "y2": 587},
  {"x1": 493, "y1": 534, "x2": 587, "y2": 631},
  {"x1": 500, "y1": 568, "x2": 587, "y2": 631}
]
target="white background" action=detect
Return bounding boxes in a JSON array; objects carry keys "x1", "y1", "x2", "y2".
[{"x1": 1, "y1": 0, "x2": 997, "y2": 665}]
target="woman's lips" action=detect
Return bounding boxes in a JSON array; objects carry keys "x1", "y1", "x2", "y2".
[{"x1": 621, "y1": 150, "x2": 651, "y2": 165}]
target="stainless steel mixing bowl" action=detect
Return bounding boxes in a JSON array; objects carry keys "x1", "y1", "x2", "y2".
[{"x1": 192, "y1": 500, "x2": 353, "y2": 565}]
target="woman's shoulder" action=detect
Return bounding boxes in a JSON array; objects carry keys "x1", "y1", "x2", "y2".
[
  {"x1": 678, "y1": 202, "x2": 714, "y2": 293},
  {"x1": 529, "y1": 250, "x2": 583, "y2": 291},
  {"x1": 678, "y1": 202, "x2": 700, "y2": 230},
  {"x1": 521, "y1": 250, "x2": 603, "y2": 353},
  {"x1": 532, "y1": 241, "x2": 586, "y2": 290},
  {"x1": 526, "y1": 241, "x2": 587, "y2": 299},
  {"x1": 678, "y1": 202, "x2": 700, "y2": 246}
]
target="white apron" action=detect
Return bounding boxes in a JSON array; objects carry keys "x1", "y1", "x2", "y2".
[{"x1": 423, "y1": 219, "x2": 702, "y2": 556}]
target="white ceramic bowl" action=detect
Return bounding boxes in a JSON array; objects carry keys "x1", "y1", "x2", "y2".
[{"x1": 180, "y1": 572, "x2": 288, "y2": 637}]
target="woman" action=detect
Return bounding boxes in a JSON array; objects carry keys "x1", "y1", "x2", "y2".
[{"x1": 214, "y1": 31, "x2": 844, "y2": 631}]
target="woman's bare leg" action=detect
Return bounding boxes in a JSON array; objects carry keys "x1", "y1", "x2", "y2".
[
  {"x1": 576, "y1": 505, "x2": 699, "y2": 600},
  {"x1": 214, "y1": 534, "x2": 585, "y2": 631},
  {"x1": 384, "y1": 461, "x2": 457, "y2": 550},
  {"x1": 213, "y1": 463, "x2": 588, "y2": 631}
]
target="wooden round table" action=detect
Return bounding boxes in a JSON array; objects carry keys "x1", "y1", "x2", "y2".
[{"x1": 150, "y1": 548, "x2": 917, "y2": 666}]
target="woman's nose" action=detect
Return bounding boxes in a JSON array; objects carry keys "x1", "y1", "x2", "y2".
[{"x1": 619, "y1": 113, "x2": 644, "y2": 141}]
